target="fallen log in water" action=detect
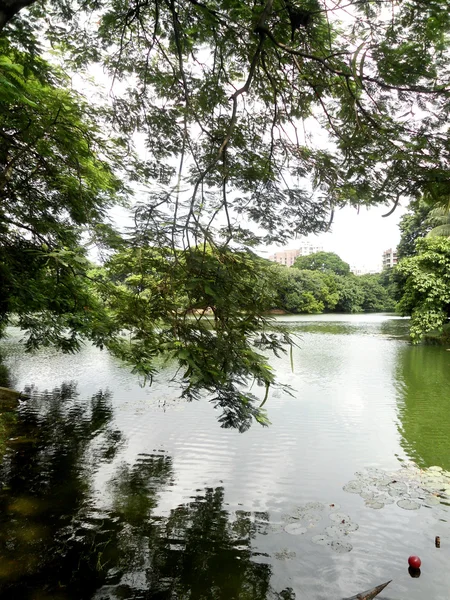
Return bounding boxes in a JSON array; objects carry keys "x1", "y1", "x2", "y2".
[{"x1": 342, "y1": 580, "x2": 391, "y2": 600}]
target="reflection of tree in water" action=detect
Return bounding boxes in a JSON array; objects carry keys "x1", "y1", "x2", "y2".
[
  {"x1": 0, "y1": 383, "x2": 125, "y2": 598},
  {"x1": 395, "y1": 345, "x2": 450, "y2": 470},
  {"x1": 0, "y1": 384, "x2": 293, "y2": 600},
  {"x1": 114, "y1": 487, "x2": 290, "y2": 600},
  {"x1": 378, "y1": 318, "x2": 410, "y2": 339}
]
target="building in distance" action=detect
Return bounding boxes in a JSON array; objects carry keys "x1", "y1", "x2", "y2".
[
  {"x1": 382, "y1": 248, "x2": 398, "y2": 269},
  {"x1": 269, "y1": 243, "x2": 324, "y2": 267}
]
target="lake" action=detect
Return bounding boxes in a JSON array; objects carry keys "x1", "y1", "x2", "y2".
[{"x1": 1, "y1": 314, "x2": 450, "y2": 599}]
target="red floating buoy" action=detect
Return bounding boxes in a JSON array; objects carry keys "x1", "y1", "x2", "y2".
[{"x1": 408, "y1": 555, "x2": 422, "y2": 569}]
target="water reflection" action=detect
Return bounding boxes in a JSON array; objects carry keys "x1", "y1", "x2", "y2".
[
  {"x1": 0, "y1": 384, "x2": 293, "y2": 600},
  {"x1": 110, "y1": 487, "x2": 279, "y2": 600},
  {"x1": 0, "y1": 383, "x2": 125, "y2": 599},
  {"x1": 277, "y1": 315, "x2": 410, "y2": 340},
  {"x1": 395, "y1": 345, "x2": 450, "y2": 470}
]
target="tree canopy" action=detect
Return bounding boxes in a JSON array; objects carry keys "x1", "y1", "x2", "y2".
[
  {"x1": 293, "y1": 251, "x2": 350, "y2": 276},
  {"x1": 0, "y1": 38, "x2": 127, "y2": 349},
  {"x1": 3, "y1": 0, "x2": 450, "y2": 237},
  {"x1": 274, "y1": 253, "x2": 394, "y2": 314},
  {"x1": 397, "y1": 237, "x2": 450, "y2": 342},
  {"x1": 1, "y1": 0, "x2": 450, "y2": 428},
  {"x1": 275, "y1": 266, "x2": 338, "y2": 313},
  {"x1": 394, "y1": 199, "x2": 450, "y2": 329}
]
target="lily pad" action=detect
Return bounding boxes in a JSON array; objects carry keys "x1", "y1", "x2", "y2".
[
  {"x1": 397, "y1": 499, "x2": 421, "y2": 510},
  {"x1": 284, "y1": 523, "x2": 308, "y2": 535},
  {"x1": 330, "y1": 540, "x2": 353, "y2": 553},
  {"x1": 344, "y1": 464, "x2": 450, "y2": 514},
  {"x1": 274, "y1": 549, "x2": 297, "y2": 560},
  {"x1": 424, "y1": 481, "x2": 444, "y2": 492},
  {"x1": 371, "y1": 494, "x2": 393, "y2": 505},
  {"x1": 329, "y1": 512, "x2": 351, "y2": 523},
  {"x1": 387, "y1": 481, "x2": 408, "y2": 496},
  {"x1": 341, "y1": 520, "x2": 359, "y2": 532},
  {"x1": 311, "y1": 534, "x2": 331, "y2": 546},
  {"x1": 423, "y1": 495, "x2": 440, "y2": 506},
  {"x1": 303, "y1": 502, "x2": 325, "y2": 512},
  {"x1": 360, "y1": 491, "x2": 375, "y2": 500},
  {"x1": 343, "y1": 480, "x2": 364, "y2": 494},
  {"x1": 408, "y1": 487, "x2": 423, "y2": 499},
  {"x1": 325, "y1": 525, "x2": 346, "y2": 538},
  {"x1": 365, "y1": 501, "x2": 384, "y2": 509},
  {"x1": 325, "y1": 521, "x2": 358, "y2": 537}
]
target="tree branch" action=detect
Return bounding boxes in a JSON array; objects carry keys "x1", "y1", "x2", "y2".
[{"x1": 0, "y1": 0, "x2": 37, "y2": 31}]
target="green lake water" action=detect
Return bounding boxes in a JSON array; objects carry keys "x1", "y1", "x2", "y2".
[{"x1": 1, "y1": 314, "x2": 450, "y2": 599}]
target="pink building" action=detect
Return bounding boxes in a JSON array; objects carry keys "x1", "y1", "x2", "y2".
[{"x1": 270, "y1": 243, "x2": 323, "y2": 267}]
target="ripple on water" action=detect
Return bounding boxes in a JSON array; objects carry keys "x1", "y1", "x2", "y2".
[{"x1": 1, "y1": 317, "x2": 450, "y2": 600}]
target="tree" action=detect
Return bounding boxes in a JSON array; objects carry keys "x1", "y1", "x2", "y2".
[
  {"x1": 3, "y1": 0, "x2": 450, "y2": 236},
  {"x1": 0, "y1": 38, "x2": 127, "y2": 351},
  {"x1": 426, "y1": 207, "x2": 450, "y2": 239},
  {"x1": 397, "y1": 200, "x2": 437, "y2": 261},
  {"x1": 395, "y1": 199, "x2": 450, "y2": 309},
  {"x1": 333, "y1": 275, "x2": 365, "y2": 313},
  {"x1": 358, "y1": 274, "x2": 395, "y2": 313},
  {"x1": 397, "y1": 237, "x2": 450, "y2": 342},
  {"x1": 293, "y1": 251, "x2": 350, "y2": 276},
  {"x1": 276, "y1": 267, "x2": 338, "y2": 313},
  {"x1": 2, "y1": 0, "x2": 450, "y2": 428},
  {"x1": 102, "y1": 246, "x2": 289, "y2": 431}
]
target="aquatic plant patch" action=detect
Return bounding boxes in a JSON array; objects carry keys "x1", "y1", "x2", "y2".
[{"x1": 343, "y1": 463, "x2": 450, "y2": 512}]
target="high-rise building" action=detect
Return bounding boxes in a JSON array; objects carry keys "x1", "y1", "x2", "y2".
[
  {"x1": 382, "y1": 248, "x2": 398, "y2": 269},
  {"x1": 269, "y1": 243, "x2": 324, "y2": 267}
]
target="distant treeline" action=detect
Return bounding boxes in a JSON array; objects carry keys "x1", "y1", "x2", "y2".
[{"x1": 270, "y1": 252, "x2": 396, "y2": 314}]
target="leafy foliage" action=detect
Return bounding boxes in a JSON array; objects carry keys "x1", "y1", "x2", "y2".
[
  {"x1": 397, "y1": 200, "x2": 442, "y2": 260},
  {"x1": 426, "y1": 207, "x2": 450, "y2": 239},
  {"x1": 0, "y1": 38, "x2": 127, "y2": 350},
  {"x1": 275, "y1": 253, "x2": 394, "y2": 314},
  {"x1": 275, "y1": 267, "x2": 338, "y2": 313},
  {"x1": 397, "y1": 237, "x2": 450, "y2": 342},
  {"x1": 395, "y1": 200, "x2": 450, "y2": 312},
  {"x1": 102, "y1": 246, "x2": 291, "y2": 431},
  {"x1": 332, "y1": 275, "x2": 365, "y2": 314},
  {"x1": 1, "y1": 0, "x2": 450, "y2": 427},
  {"x1": 358, "y1": 274, "x2": 396, "y2": 313},
  {"x1": 293, "y1": 252, "x2": 350, "y2": 276},
  {"x1": 4, "y1": 0, "x2": 450, "y2": 246}
]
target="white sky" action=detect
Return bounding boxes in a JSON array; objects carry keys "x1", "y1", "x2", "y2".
[{"x1": 257, "y1": 202, "x2": 406, "y2": 271}]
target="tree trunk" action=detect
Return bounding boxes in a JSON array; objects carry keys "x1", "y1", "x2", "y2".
[
  {"x1": 343, "y1": 580, "x2": 391, "y2": 600},
  {"x1": 0, "y1": 0, "x2": 38, "y2": 31}
]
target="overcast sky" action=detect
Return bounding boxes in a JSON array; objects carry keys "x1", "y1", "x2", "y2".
[
  {"x1": 258, "y1": 202, "x2": 407, "y2": 271},
  {"x1": 76, "y1": 54, "x2": 408, "y2": 274}
]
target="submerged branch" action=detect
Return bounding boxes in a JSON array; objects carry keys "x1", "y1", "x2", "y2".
[{"x1": 342, "y1": 580, "x2": 392, "y2": 600}]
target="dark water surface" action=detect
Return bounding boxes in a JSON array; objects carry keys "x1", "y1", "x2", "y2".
[{"x1": 1, "y1": 314, "x2": 450, "y2": 600}]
